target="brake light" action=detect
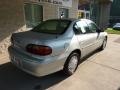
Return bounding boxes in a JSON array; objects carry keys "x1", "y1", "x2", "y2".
[{"x1": 26, "y1": 44, "x2": 52, "y2": 56}]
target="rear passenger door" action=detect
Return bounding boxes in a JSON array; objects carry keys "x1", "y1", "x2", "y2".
[{"x1": 74, "y1": 20, "x2": 98, "y2": 57}]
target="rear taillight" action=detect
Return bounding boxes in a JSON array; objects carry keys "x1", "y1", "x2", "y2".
[{"x1": 26, "y1": 44, "x2": 52, "y2": 56}]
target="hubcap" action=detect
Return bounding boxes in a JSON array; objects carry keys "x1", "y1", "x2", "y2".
[{"x1": 68, "y1": 56, "x2": 78, "y2": 73}]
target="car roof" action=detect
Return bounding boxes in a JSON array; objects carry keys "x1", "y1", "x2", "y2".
[
  {"x1": 45, "y1": 18, "x2": 91, "y2": 22},
  {"x1": 45, "y1": 18, "x2": 77, "y2": 22},
  {"x1": 116, "y1": 23, "x2": 120, "y2": 25}
]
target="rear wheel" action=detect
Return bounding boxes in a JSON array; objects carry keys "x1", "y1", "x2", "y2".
[{"x1": 63, "y1": 53, "x2": 80, "y2": 76}]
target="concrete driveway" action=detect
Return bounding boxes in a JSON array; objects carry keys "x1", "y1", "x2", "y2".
[{"x1": 0, "y1": 34, "x2": 120, "y2": 90}]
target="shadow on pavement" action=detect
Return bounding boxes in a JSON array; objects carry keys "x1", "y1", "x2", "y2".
[
  {"x1": 0, "y1": 62, "x2": 68, "y2": 90},
  {"x1": 0, "y1": 49, "x2": 102, "y2": 90},
  {"x1": 80, "y1": 49, "x2": 100, "y2": 64},
  {"x1": 118, "y1": 87, "x2": 120, "y2": 90}
]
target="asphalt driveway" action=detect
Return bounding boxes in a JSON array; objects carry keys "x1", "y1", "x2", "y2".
[{"x1": 0, "y1": 34, "x2": 120, "y2": 90}]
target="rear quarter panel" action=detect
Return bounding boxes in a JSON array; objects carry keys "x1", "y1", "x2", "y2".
[{"x1": 45, "y1": 34, "x2": 80, "y2": 57}]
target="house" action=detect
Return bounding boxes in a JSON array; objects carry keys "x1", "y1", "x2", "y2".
[
  {"x1": 78, "y1": 0, "x2": 113, "y2": 29},
  {"x1": 0, "y1": 0, "x2": 113, "y2": 54}
]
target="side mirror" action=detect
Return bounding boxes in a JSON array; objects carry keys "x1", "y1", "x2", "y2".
[{"x1": 97, "y1": 29, "x2": 102, "y2": 33}]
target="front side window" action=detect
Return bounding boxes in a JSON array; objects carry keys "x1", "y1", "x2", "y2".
[
  {"x1": 74, "y1": 21, "x2": 89, "y2": 34},
  {"x1": 32, "y1": 20, "x2": 71, "y2": 34},
  {"x1": 87, "y1": 22, "x2": 98, "y2": 33}
]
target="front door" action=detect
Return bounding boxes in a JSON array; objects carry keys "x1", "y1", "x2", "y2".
[
  {"x1": 74, "y1": 20, "x2": 98, "y2": 57},
  {"x1": 85, "y1": 20, "x2": 102, "y2": 48}
]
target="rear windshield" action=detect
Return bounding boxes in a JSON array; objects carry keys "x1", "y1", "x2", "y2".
[{"x1": 32, "y1": 20, "x2": 71, "y2": 34}]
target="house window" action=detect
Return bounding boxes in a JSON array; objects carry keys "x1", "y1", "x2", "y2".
[
  {"x1": 86, "y1": 12, "x2": 90, "y2": 19},
  {"x1": 59, "y1": 8, "x2": 69, "y2": 18},
  {"x1": 24, "y1": 3, "x2": 43, "y2": 28}
]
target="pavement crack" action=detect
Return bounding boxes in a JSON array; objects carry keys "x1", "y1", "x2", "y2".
[{"x1": 88, "y1": 60, "x2": 120, "y2": 72}]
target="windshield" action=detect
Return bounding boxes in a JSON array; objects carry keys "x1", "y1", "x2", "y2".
[{"x1": 32, "y1": 20, "x2": 71, "y2": 34}]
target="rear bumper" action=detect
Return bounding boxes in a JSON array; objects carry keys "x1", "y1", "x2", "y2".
[{"x1": 8, "y1": 46, "x2": 66, "y2": 77}]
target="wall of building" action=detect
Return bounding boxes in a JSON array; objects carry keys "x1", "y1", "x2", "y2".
[
  {"x1": 110, "y1": 0, "x2": 120, "y2": 27},
  {"x1": 69, "y1": 0, "x2": 78, "y2": 19},
  {"x1": 90, "y1": 0, "x2": 112, "y2": 30},
  {"x1": 24, "y1": 0, "x2": 78, "y2": 20},
  {"x1": 0, "y1": 0, "x2": 26, "y2": 54},
  {"x1": 43, "y1": 4, "x2": 59, "y2": 20},
  {"x1": 99, "y1": 3, "x2": 111, "y2": 30}
]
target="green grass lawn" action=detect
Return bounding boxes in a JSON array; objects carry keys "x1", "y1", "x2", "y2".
[{"x1": 105, "y1": 28, "x2": 120, "y2": 34}]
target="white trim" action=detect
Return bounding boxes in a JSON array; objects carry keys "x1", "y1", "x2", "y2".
[
  {"x1": 22, "y1": 3, "x2": 27, "y2": 29},
  {"x1": 28, "y1": 0, "x2": 72, "y2": 7},
  {"x1": 24, "y1": 1, "x2": 43, "y2": 6},
  {"x1": 57, "y1": 7, "x2": 60, "y2": 18}
]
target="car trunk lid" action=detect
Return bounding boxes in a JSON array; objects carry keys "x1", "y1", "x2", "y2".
[{"x1": 12, "y1": 31, "x2": 58, "y2": 51}]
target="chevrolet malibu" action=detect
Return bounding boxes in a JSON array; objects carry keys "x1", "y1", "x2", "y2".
[{"x1": 8, "y1": 19, "x2": 107, "y2": 77}]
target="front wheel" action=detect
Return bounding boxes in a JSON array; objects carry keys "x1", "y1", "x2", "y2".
[
  {"x1": 63, "y1": 53, "x2": 80, "y2": 76},
  {"x1": 100, "y1": 38, "x2": 107, "y2": 50}
]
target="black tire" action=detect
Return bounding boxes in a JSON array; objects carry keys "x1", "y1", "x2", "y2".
[
  {"x1": 99, "y1": 38, "x2": 107, "y2": 50},
  {"x1": 63, "y1": 53, "x2": 80, "y2": 76}
]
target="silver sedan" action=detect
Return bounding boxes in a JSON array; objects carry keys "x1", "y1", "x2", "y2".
[{"x1": 8, "y1": 19, "x2": 107, "y2": 77}]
